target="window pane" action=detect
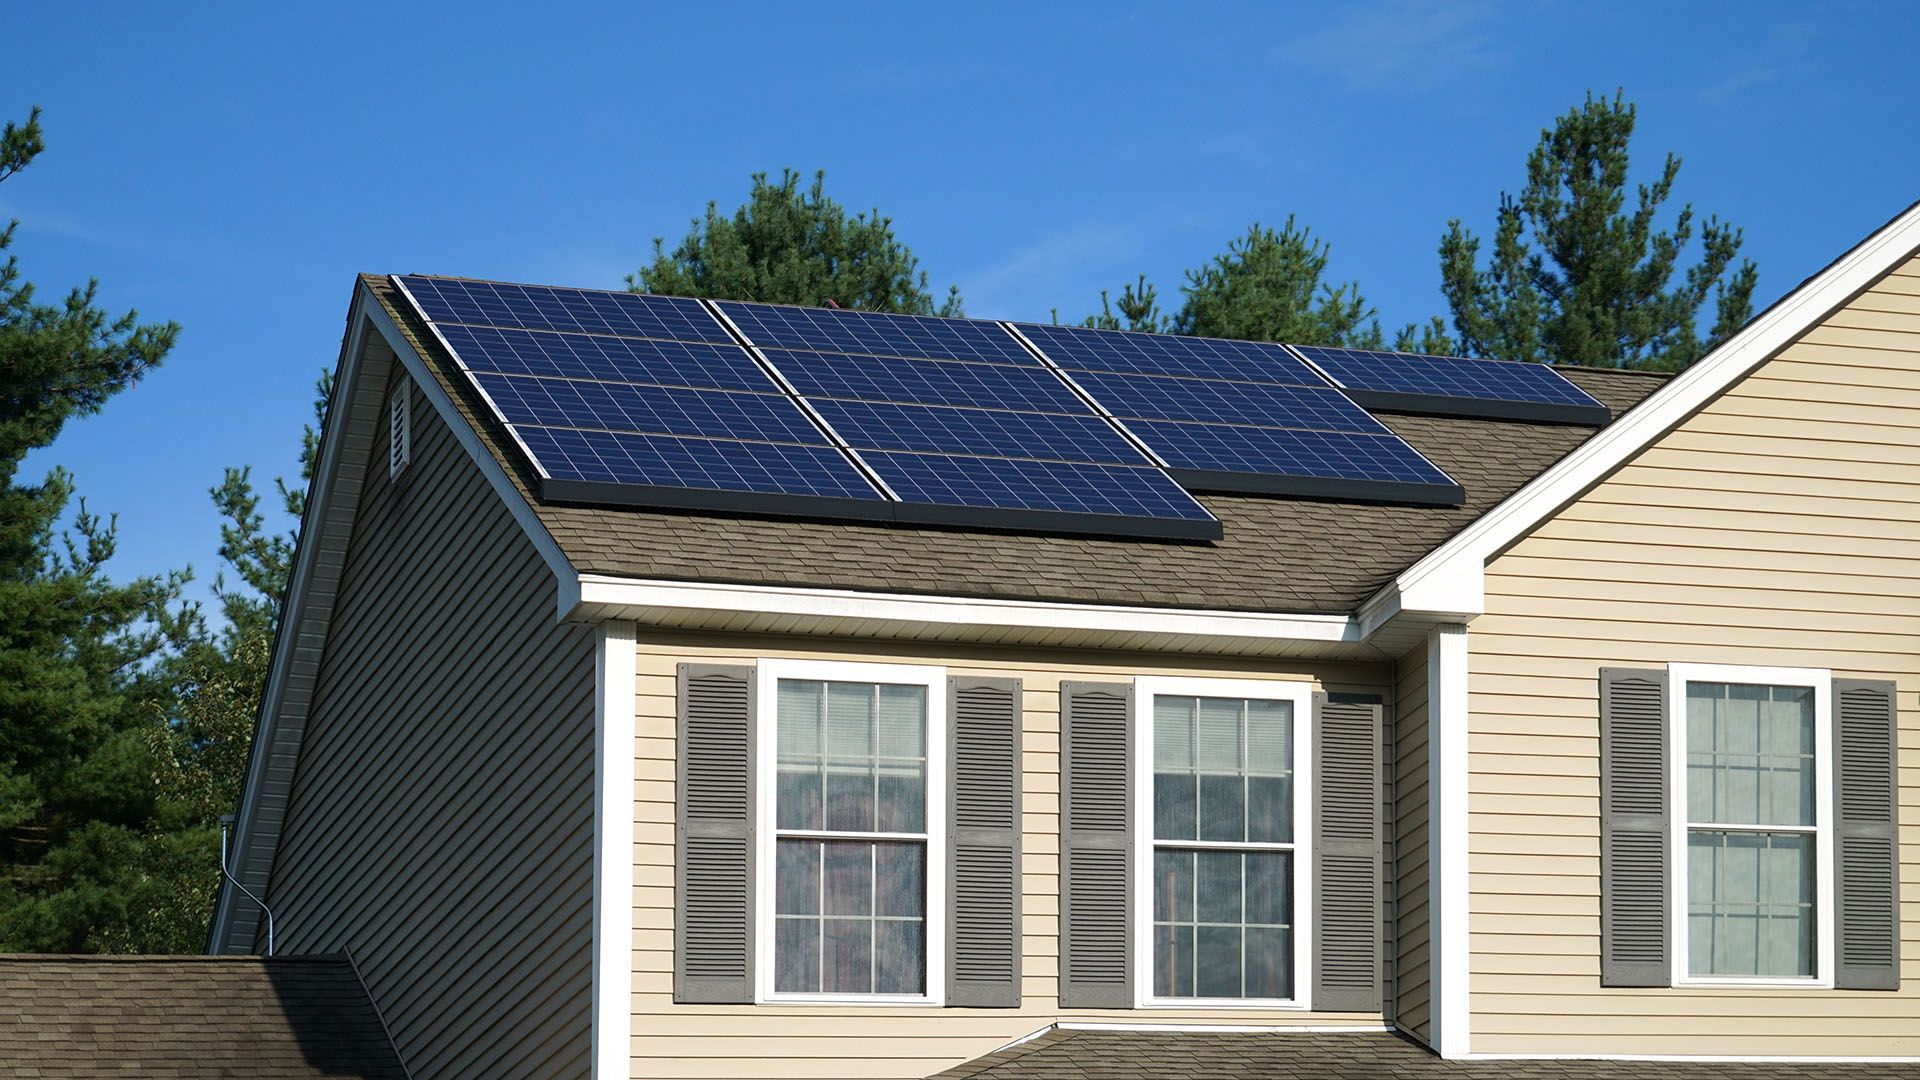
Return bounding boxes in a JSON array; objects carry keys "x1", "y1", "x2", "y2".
[
  {"x1": 777, "y1": 767, "x2": 823, "y2": 830},
  {"x1": 876, "y1": 764, "x2": 925, "y2": 834},
  {"x1": 775, "y1": 917, "x2": 819, "y2": 993},
  {"x1": 1245, "y1": 852, "x2": 1291, "y2": 927},
  {"x1": 875, "y1": 842, "x2": 924, "y2": 918},
  {"x1": 1688, "y1": 682, "x2": 1815, "y2": 827},
  {"x1": 876, "y1": 685, "x2": 925, "y2": 759},
  {"x1": 1688, "y1": 830, "x2": 1814, "y2": 977},
  {"x1": 823, "y1": 841, "x2": 872, "y2": 916},
  {"x1": 1245, "y1": 699, "x2": 1292, "y2": 775},
  {"x1": 1245, "y1": 925, "x2": 1290, "y2": 1000},
  {"x1": 826, "y1": 682, "x2": 875, "y2": 758},
  {"x1": 1196, "y1": 926, "x2": 1242, "y2": 998},
  {"x1": 1154, "y1": 923, "x2": 1193, "y2": 998},
  {"x1": 874, "y1": 918, "x2": 925, "y2": 994},
  {"x1": 1154, "y1": 849, "x2": 1194, "y2": 922},
  {"x1": 821, "y1": 918, "x2": 872, "y2": 994},
  {"x1": 1197, "y1": 850, "x2": 1243, "y2": 925},
  {"x1": 1247, "y1": 775, "x2": 1291, "y2": 844},
  {"x1": 776, "y1": 840, "x2": 820, "y2": 915},
  {"x1": 1196, "y1": 698, "x2": 1243, "y2": 771},
  {"x1": 1154, "y1": 772, "x2": 1197, "y2": 841},
  {"x1": 1198, "y1": 774, "x2": 1245, "y2": 842},
  {"x1": 825, "y1": 763, "x2": 874, "y2": 832},
  {"x1": 1155, "y1": 697, "x2": 1195, "y2": 770},
  {"x1": 778, "y1": 680, "x2": 824, "y2": 758}
]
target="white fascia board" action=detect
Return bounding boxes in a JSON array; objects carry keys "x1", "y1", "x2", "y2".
[
  {"x1": 362, "y1": 282, "x2": 580, "y2": 618},
  {"x1": 1370, "y1": 200, "x2": 1920, "y2": 626},
  {"x1": 574, "y1": 573, "x2": 1362, "y2": 647}
]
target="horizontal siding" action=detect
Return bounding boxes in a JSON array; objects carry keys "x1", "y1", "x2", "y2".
[
  {"x1": 635, "y1": 636, "x2": 1393, "y2": 1079},
  {"x1": 270, "y1": 365, "x2": 595, "y2": 1079},
  {"x1": 1468, "y1": 256, "x2": 1920, "y2": 1056},
  {"x1": 1393, "y1": 640, "x2": 1433, "y2": 1043}
]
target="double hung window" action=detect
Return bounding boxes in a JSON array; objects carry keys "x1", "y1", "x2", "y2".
[
  {"x1": 757, "y1": 660, "x2": 946, "y2": 1003},
  {"x1": 1133, "y1": 678, "x2": 1312, "y2": 1007},
  {"x1": 1670, "y1": 664, "x2": 1833, "y2": 985}
]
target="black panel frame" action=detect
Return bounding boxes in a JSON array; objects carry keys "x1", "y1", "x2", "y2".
[
  {"x1": 1165, "y1": 467, "x2": 1466, "y2": 507},
  {"x1": 1341, "y1": 388, "x2": 1611, "y2": 427}
]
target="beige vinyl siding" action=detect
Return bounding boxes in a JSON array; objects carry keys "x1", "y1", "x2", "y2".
[
  {"x1": 269, "y1": 366, "x2": 596, "y2": 1079},
  {"x1": 1467, "y1": 255, "x2": 1920, "y2": 1055},
  {"x1": 634, "y1": 634, "x2": 1393, "y2": 1079},
  {"x1": 1392, "y1": 640, "x2": 1433, "y2": 1044}
]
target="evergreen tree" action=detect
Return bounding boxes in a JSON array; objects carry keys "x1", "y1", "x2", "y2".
[
  {"x1": 1436, "y1": 92, "x2": 1758, "y2": 371},
  {"x1": 1082, "y1": 274, "x2": 1164, "y2": 332},
  {"x1": 632, "y1": 169, "x2": 964, "y2": 316},
  {"x1": 0, "y1": 108, "x2": 196, "y2": 952}
]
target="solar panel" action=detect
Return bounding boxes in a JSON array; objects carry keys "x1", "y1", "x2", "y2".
[
  {"x1": 1127, "y1": 420, "x2": 1463, "y2": 503},
  {"x1": 441, "y1": 324, "x2": 772, "y2": 390},
  {"x1": 862, "y1": 452, "x2": 1219, "y2": 526},
  {"x1": 399, "y1": 274, "x2": 735, "y2": 344},
  {"x1": 811, "y1": 399, "x2": 1143, "y2": 461},
  {"x1": 472, "y1": 373, "x2": 827, "y2": 445},
  {"x1": 765, "y1": 348, "x2": 1092, "y2": 414},
  {"x1": 1289, "y1": 345, "x2": 1611, "y2": 425},
  {"x1": 717, "y1": 300, "x2": 1039, "y2": 365},
  {"x1": 515, "y1": 426, "x2": 886, "y2": 504},
  {"x1": 1068, "y1": 369, "x2": 1390, "y2": 435},
  {"x1": 1014, "y1": 322, "x2": 1328, "y2": 386}
]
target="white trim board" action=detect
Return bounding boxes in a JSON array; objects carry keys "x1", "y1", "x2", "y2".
[
  {"x1": 1426, "y1": 624, "x2": 1470, "y2": 1058},
  {"x1": 1362, "y1": 199, "x2": 1920, "y2": 633},
  {"x1": 592, "y1": 623, "x2": 637, "y2": 1080}
]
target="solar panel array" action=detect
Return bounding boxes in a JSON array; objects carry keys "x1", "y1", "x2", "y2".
[
  {"x1": 393, "y1": 276, "x2": 1619, "y2": 539},
  {"x1": 1290, "y1": 344, "x2": 1610, "y2": 425},
  {"x1": 714, "y1": 300, "x2": 1219, "y2": 533},
  {"x1": 1014, "y1": 323, "x2": 1464, "y2": 505}
]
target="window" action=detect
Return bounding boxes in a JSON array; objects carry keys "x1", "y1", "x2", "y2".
[
  {"x1": 1133, "y1": 677, "x2": 1312, "y2": 1007},
  {"x1": 1669, "y1": 664, "x2": 1834, "y2": 985},
  {"x1": 755, "y1": 660, "x2": 945, "y2": 1004}
]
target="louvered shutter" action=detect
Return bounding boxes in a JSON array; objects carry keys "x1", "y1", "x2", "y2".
[
  {"x1": 948, "y1": 677, "x2": 1023, "y2": 1007},
  {"x1": 1313, "y1": 695, "x2": 1382, "y2": 1011},
  {"x1": 1059, "y1": 681, "x2": 1133, "y2": 1007},
  {"x1": 1599, "y1": 667, "x2": 1670, "y2": 987},
  {"x1": 675, "y1": 664, "x2": 755, "y2": 1003},
  {"x1": 1834, "y1": 679, "x2": 1900, "y2": 990}
]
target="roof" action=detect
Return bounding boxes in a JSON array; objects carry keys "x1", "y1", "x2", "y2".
[
  {"x1": 927, "y1": 1028, "x2": 1920, "y2": 1079},
  {"x1": 0, "y1": 954, "x2": 407, "y2": 1079},
  {"x1": 365, "y1": 274, "x2": 1666, "y2": 615}
]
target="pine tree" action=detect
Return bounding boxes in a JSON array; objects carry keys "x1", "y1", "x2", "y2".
[
  {"x1": 0, "y1": 108, "x2": 196, "y2": 952},
  {"x1": 632, "y1": 169, "x2": 964, "y2": 316},
  {"x1": 1436, "y1": 92, "x2": 1758, "y2": 371}
]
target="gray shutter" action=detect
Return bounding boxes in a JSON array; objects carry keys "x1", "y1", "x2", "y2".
[
  {"x1": 1834, "y1": 679, "x2": 1900, "y2": 990},
  {"x1": 948, "y1": 677, "x2": 1023, "y2": 1007},
  {"x1": 675, "y1": 663, "x2": 755, "y2": 1003},
  {"x1": 1313, "y1": 694, "x2": 1382, "y2": 1011},
  {"x1": 1599, "y1": 667, "x2": 1670, "y2": 987},
  {"x1": 1059, "y1": 681, "x2": 1132, "y2": 1008}
]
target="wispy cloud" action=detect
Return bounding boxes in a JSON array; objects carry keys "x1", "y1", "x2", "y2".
[
  {"x1": 955, "y1": 210, "x2": 1206, "y2": 321},
  {"x1": 1284, "y1": 0, "x2": 1503, "y2": 92}
]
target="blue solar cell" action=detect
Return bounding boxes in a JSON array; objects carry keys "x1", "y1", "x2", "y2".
[
  {"x1": 399, "y1": 275, "x2": 734, "y2": 343},
  {"x1": 766, "y1": 349, "x2": 1092, "y2": 413},
  {"x1": 719, "y1": 301, "x2": 1039, "y2": 365},
  {"x1": 1016, "y1": 323, "x2": 1327, "y2": 386},
  {"x1": 812, "y1": 399, "x2": 1148, "y2": 464},
  {"x1": 1069, "y1": 370, "x2": 1388, "y2": 435},
  {"x1": 864, "y1": 452, "x2": 1214, "y2": 521},
  {"x1": 1292, "y1": 345, "x2": 1604, "y2": 408},
  {"x1": 1127, "y1": 420, "x2": 1456, "y2": 485},
  {"x1": 439, "y1": 323, "x2": 773, "y2": 391},
  {"x1": 515, "y1": 426, "x2": 883, "y2": 500},
  {"x1": 472, "y1": 373, "x2": 829, "y2": 446}
]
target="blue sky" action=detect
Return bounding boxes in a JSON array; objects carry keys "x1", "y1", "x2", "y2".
[{"x1": 7, "y1": 2, "x2": 1919, "y2": 608}]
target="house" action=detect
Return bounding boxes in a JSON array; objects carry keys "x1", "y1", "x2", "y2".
[{"x1": 209, "y1": 200, "x2": 1920, "y2": 1080}]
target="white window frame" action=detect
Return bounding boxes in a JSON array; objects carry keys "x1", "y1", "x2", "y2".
[
  {"x1": 1667, "y1": 662, "x2": 1834, "y2": 989},
  {"x1": 1131, "y1": 676, "x2": 1315, "y2": 1010},
  {"x1": 753, "y1": 658, "x2": 948, "y2": 1006}
]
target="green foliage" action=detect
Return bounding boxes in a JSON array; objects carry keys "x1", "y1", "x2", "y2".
[
  {"x1": 1435, "y1": 92, "x2": 1758, "y2": 371},
  {"x1": 0, "y1": 107, "x2": 199, "y2": 952},
  {"x1": 631, "y1": 169, "x2": 964, "y2": 316},
  {"x1": 1082, "y1": 274, "x2": 1165, "y2": 332}
]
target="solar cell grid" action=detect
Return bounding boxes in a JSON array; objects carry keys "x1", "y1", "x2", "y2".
[
  {"x1": 864, "y1": 452, "x2": 1215, "y2": 522},
  {"x1": 472, "y1": 373, "x2": 829, "y2": 446},
  {"x1": 1129, "y1": 420, "x2": 1457, "y2": 486},
  {"x1": 439, "y1": 323, "x2": 774, "y2": 391},
  {"x1": 1068, "y1": 369, "x2": 1390, "y2": 435},
  {"x1": 399, "y1": 275, "x2": 734, "y2": 344},
  {"x1": 718, "y1": 300, "x2": 1039, "y2": 365},
  {"x1": 765, "y1": 348, "x2": 1093, "y2": 414},
  {"x1": 514, "y1": 426, "x2": 883, "y2": 501},
  {"x1": 1014, "y1": 322, "x2": 1328, "y2": 386},
  {"x1": 812, "y1": 398, "x2": 1148, "y2": 464},
  {"x1": 1292, "y1": 344, "x2": 1606, "y2": 411}
]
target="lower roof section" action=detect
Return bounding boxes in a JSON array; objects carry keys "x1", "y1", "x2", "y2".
[{"x1": 929, "y1": 1027, "x2": 1920, "y2": 1079}]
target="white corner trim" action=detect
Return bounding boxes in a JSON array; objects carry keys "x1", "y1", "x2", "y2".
[
  {"x1": 592, "y1": 622, "x2": 637, "y2": 1080},
  {"x1": 1372, "y1": 200, "x2": 1920, "y2": 625},
  {"x1": 575, "y1": 574, "x2": 1361, "y2": 644},
  {"x1": 1427, "y1": 624, "x2": 1470, "y2": 1058},
  {"x1": 362, "y1": 283, "x2": 580, "y2": 619}
]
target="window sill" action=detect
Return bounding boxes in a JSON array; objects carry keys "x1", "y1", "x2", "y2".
[
  {"x1": 1672, "y1": 975, "x2": 1832, "y2": 990},
  {"x1": 1138, "y1": 996, "x2": 1309, "y2": 1010},
  {"x1": 757, "y1": 993, "x2": 943, "y2": 1007}
]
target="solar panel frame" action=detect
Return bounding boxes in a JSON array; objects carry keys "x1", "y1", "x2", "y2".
[
  {"x1": 717, "y1": 299, "x2": 1042, "y2": 365},
  {"x1": 1289, "y1": 344, "x2": 1611, "y2": 425},
  {"x1": 1126, "y1": 419, "x2": 1466, "y2": 505},
  {"x1": 811, "y1": 398, "x2": 1148, "y2": 463},
  {"x1": 398, "y1": 274, "x2": 737, "y2": 344},
  {"x1": 1067, "y1": 368, "x2": 1392, "y2": 435},
  {"x1": 1013, "y1": 322, "x2": 1331, "y2": 386},
  {"x1": 862, "y1": 451, "x2": 1221, "y2": 535}
]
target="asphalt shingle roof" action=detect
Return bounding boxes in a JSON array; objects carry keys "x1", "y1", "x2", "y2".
[
  {"x1": 368, "y1": 276, "x2": 1668, "y2": 614},
  {"x1": 0, "y1": 955, "x2": 407, "y2": 1079},
  {"x1": 926, "y1": 1028, "x2": 1920, "y2": 1079}
]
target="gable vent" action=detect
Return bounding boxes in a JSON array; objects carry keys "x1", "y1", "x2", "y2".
[{"x1": 388, "y1": 385, "x2": 412, "y2": 479}]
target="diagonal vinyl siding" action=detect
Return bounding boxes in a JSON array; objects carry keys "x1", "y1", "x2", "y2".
[
  {"x1": 268, "y1": 363, "x2": 596, "y2": 1079},
  {"x1": 1468, "y1": 254, "x2": 1920, "y2": 1056}
]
